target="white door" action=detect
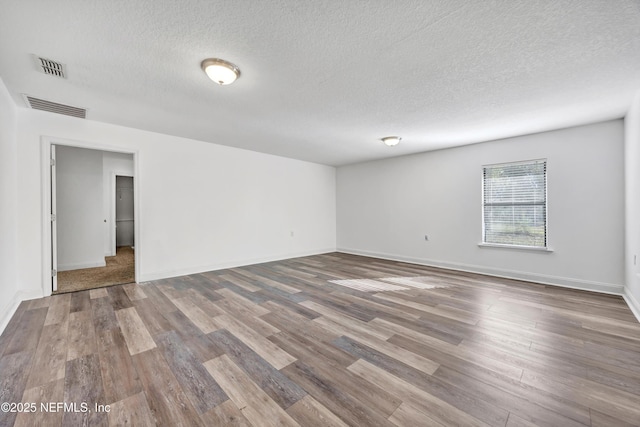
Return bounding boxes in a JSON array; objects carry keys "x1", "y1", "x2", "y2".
[{"x1": 51, "y1": 144, "x2": 58, "y2": 292}]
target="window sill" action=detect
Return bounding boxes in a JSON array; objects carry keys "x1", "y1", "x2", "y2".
[{"x1": 477, "y1": 243, "x2": 554, "y2": 252}]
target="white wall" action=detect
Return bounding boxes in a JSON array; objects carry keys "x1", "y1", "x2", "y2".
[
  {"x1": 337, "y1": 120, "x2": 625, "y2": 294},
  {"x1": 56, "y1": 145, "x2": 105, "y2": 271},
  {"x1": 103, "y1": 152, "x2": 134, "y2": 255},
  {"x1": 15, "y1": 108, "x2": 336, "y2": 297},
  {"x1": 0, "y1": 78, "x2": 21, "y2": 332},
  {"x1": 624, "y1": 92, "x2": 640, "y2": 320}
]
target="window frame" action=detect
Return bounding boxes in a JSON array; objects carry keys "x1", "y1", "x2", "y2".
[{"x1": 480, "y1": 158, "x2": 550, "y2": 251}]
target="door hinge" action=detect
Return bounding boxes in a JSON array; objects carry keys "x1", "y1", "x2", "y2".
[
  {"x1": 51, "y1": 269, "x2": 57, "y2": 277},
  {"x1": 51, "y1": 213, "x2": 56, "y2": 222},
  {"x1": 50, "y1": 158, "x2": 56, "y2": 166}
]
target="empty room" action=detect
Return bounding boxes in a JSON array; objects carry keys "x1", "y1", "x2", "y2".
[{"x1": 1, "y1": 1, "x2": 640, "y2": 426}]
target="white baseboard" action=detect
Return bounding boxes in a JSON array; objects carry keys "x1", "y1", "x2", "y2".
[
  {"x1": 139, "y1": 248, "x2": 337, "y2": 283},
  {"x1": 337, "y1": 247, "x2": 625, "y2": 296},
  {"x1": 0, "y1": 293, "x2": 22, "y2": 336},
  {"x1": 623, "y1": 289, "x2": 640, "y2": 323},
  {"x1": 0, "y1": 289, "x2": 45, "y2": 336},
  {"x1": 58, "y1": 260, "x2": 106, "y2": 272}
]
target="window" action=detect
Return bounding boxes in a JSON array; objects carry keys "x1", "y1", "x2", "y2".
[{"x1": 482, "y1": 159, "x2": 547, "y2": 248}]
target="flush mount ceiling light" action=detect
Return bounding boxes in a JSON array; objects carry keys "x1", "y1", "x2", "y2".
[
  {"x1": 201, "y1": 58, "x2": 241, "y2": 85},
  {"x1": 381, "y1": 136, "x2": 401, "y2": 146}
]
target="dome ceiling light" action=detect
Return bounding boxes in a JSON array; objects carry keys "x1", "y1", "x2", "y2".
[
  {"x1": 201, "y1": 58, "x2": 241, "y2": 85},
  {"x1": 381, "y1": 136, "x2": 401, "y2": 146}
]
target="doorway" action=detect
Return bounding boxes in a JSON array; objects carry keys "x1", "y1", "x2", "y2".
[
  {"x1": 52, "y1": 145, "x2": 136, "y2": 293},
  {"x1": 116, "y1": 176, "x2": 135, "y2": 248}
]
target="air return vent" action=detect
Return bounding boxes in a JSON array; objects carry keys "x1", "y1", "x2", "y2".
[
  {"x1": 23, "y1": 95, "x2": 86, "y2": 119},
  {"x1": 34, "y1": 56, "x2": 66, "y2": 78}
]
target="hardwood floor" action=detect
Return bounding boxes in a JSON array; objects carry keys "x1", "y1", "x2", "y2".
[{"x1": 1, "y1": 253, "x2": 639, "y2": 426}]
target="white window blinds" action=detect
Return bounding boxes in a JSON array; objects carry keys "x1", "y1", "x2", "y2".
[{"x1": 482, "y1": 159, "x2": 547, "y2": 248}]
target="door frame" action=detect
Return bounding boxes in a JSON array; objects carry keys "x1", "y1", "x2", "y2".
[
  {"x1": 50, "y1": 145, "x2": 57, "y2": 292},
  {"x1": 40, "y1": 136, "x2": 141, "y2": 297}
]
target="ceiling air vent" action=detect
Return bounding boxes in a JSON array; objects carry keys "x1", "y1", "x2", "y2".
[
  {"x1": 34, "y1": 56, "x2": 66, "y2": 78},
  {"x1": 23, "y1": 95, "x2": 86, "y2": 119}
]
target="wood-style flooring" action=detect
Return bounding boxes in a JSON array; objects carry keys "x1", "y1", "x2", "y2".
[{"x1": 1, "y1": 253, "x2": 639, "y2": 426}]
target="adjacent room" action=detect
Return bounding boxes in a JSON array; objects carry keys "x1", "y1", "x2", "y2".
[
  {"x1": 1, "y1": 1, "x2": 639, "y2": 426},
  {"x1": 54, "y1": 145, "x2": 136, "y2": 293}
]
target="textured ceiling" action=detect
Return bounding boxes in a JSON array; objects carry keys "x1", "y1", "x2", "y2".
[{"x1": 1, "y1": 0, "x2": 639, "y2": 166}]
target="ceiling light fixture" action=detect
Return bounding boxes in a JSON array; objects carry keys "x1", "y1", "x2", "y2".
[
  {"x1": 201, "y1": 58, "x2": 241, "y2": 85},
  {"x1": 381, "y1": 136, "x2": 401, "y2": 146}
]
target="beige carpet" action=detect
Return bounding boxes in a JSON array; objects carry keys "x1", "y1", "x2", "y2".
[{"x1": 56, "y1": 246, "x2": 135, "y2": 293}]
